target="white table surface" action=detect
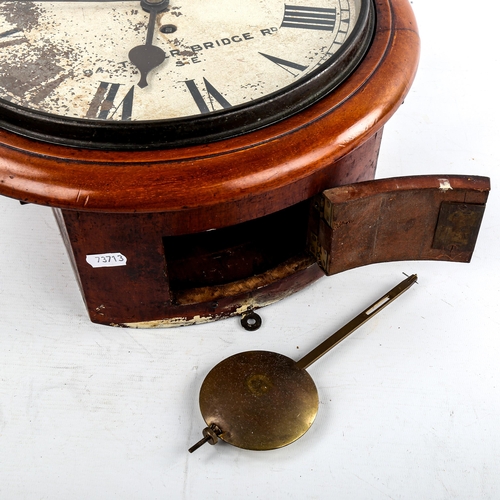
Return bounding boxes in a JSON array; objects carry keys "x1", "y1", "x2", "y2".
[{"x1": 1, "y1": 1, "x2": 499, "y2": 498}]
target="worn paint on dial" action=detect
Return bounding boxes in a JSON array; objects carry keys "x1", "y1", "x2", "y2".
[{"x1": 0, "y1": 0, "x2": 360, "y2": 122}]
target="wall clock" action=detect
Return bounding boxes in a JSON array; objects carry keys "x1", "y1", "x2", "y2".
[{"x1": 0, "y1": 0, "x2": 489, "y2": 327}]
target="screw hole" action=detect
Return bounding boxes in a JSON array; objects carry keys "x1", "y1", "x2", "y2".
[{"x1": 160, "y1": 24, "x2": 177, "y2": 34}]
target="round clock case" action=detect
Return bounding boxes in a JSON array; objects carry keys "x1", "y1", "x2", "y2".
[{"x1": 0, "y1": 0, "x2": 422, "y2": 327}]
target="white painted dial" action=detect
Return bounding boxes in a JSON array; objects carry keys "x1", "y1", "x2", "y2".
[
  {"x1": 0, "y1": 0, "x2": 365, "y2": 121},
  {"x1": 0, "y1": 0, "x2": 373, "y2": 148}
]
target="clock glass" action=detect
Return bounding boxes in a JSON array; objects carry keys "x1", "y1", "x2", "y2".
[{"x1": 0, "y1": 0, "x2": 374, "y2": 149}]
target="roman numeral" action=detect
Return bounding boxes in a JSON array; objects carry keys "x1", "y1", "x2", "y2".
[
  {"x1": 281, "y1": 5, "x2": 337, "y2": 31},
  {"x1": 0, "y1": 28, "x2": 22, "y2": 38},
  {"x1": 0, "y1": 27, "x2": 26, "y2": 48},
  {"x1": 259, "y1": 52, "x2": 308, "y2": 77},
  {"x1": 86, "y1": 82, "x2": 134, "y2": 120},
  {"x1": 184, "y1": 78, "x2": 231, "y2": 114}
]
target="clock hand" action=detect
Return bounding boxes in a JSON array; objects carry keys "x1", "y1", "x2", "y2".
[
  {"x1": 128, "y1": 0, "x2": 170, "y2": 89},
  {"x1": 1, "y1": 0, "x2": 168, "y2": 87}
]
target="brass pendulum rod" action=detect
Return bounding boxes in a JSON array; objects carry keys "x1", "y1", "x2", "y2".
[{"x1": 295, "y1": 274, "x2": 418, "y2": 370}]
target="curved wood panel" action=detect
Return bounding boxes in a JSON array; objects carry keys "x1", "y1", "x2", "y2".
[{"x1": 315, "y1": 175, "x2": 490, "y2": 275}]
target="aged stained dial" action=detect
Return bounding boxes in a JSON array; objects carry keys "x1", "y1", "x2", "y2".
[{"x1": 0, "y1": 0, "x2": 373, "y2": 149}]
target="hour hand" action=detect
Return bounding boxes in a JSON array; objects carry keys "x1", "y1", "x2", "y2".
[{"x1": 129, "y1": 0, "x2": 170, "y2": 89}]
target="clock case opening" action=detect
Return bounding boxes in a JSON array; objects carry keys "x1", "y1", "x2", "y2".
[{"x1": 0, "y1": 0, "x2": 490, "y2": 327}]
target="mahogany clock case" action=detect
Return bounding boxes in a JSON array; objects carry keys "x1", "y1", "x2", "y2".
[
  {"x1": 0, "y1": 0, "x2": 418, "y2": 216},
  {"x1": 0, "y1": 0, "x2": 498, "y2": 496},
  {"x1": 0, "y1": 0, "x2": 490, "y2": 327}
]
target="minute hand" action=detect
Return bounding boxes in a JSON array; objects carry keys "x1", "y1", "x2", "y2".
[{"x1": 129, "y1": 0, "x2": 170, "y2": 89}]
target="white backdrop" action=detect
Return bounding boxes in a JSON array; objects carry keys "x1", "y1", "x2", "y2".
[{"x1": 1, "y1": 1, "x2": 499, "y2": 498}]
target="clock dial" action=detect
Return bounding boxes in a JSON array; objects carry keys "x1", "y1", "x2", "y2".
[{"x1": 0, "y1": 0, "x2": 374, "y2": 148}]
